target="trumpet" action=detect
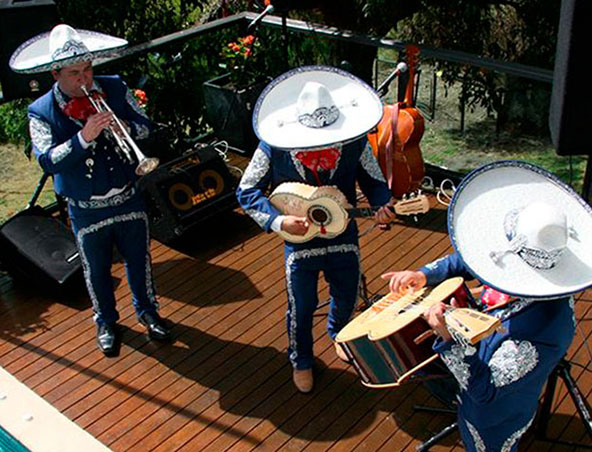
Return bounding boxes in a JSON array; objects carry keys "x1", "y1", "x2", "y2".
[{"x1": 80, "y1": 85, "x2": 159, "y2": 176}]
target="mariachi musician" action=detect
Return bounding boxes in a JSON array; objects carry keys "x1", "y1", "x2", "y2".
[
  {"x1": 236, "y1": 66, "x2": 397, "y2": 393},
  {"x1": 383, "y1": 161, "x2": 592, "y2": 452},
  {"x1": 10, "y1": 24, "x2": 171, "y2": 356}
]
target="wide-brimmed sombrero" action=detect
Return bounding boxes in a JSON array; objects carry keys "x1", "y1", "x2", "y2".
[
  {"x1": 448, "y1": 160, "x2": 592, "y2": 299},
  {"x1": 9, "y1": 24, "x2": 127, "y2": 74},
  {"x1": 253, "y1": 66, "x2": 383, "y2": 150}
]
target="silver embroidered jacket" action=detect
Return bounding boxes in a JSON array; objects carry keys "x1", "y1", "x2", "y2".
[
  {"x1": 421, "y1": 253, "x2": 575, "y2": 452},
  {"x1": 28, "y1": 75, "x2": 152, "y2": 202}
]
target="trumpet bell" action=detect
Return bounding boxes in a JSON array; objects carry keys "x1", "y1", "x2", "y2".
[{"x1": 136, "y1": 157, "x2": 159, "y2": 176}]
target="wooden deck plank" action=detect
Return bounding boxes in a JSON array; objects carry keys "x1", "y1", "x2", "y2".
[{"x1": 0, "y1": 193, "x2": 590, "y2": 452}]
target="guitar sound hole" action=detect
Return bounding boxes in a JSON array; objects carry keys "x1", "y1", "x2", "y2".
[{"x1": 309, "y1": 207, "x2": 330, "y2": 225}]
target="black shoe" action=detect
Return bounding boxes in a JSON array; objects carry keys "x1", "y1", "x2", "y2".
[
  {"x1": 138, "y1": 311, "x2": 171, "y2": 341},
  {"x1": 97, "y1": 323, "x2": 119, "y2": 356}
]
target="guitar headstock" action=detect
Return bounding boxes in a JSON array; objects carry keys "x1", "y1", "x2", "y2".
[
  {"x1": 393, "y1": 193, "x2": 430, "y2": 216},
  {"x1": 445, "y1": 308, "x2": 503, "y2": 345},
  {"x1": 403, "y1": 44, "x2": 420, "y2": 107}
]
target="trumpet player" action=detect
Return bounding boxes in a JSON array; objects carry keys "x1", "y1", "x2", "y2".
[{"x1": 13, "y1": 24, "x2": 171, "y2": 356}]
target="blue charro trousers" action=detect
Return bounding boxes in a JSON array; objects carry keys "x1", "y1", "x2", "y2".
[
  {"x1": 285, "y1": 244, "x2": 360, "y2": 370},
  {"x1": 69, "y1": 195, "x2": 159, "y2": 326}
]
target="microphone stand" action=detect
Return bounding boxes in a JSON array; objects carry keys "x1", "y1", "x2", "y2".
[{"x1": 280, "y1": 7, "x2": 289, "y2": 71}]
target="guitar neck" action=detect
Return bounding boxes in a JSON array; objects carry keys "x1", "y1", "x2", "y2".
[{"x1": 347, "y1": 206, "x2": 383, "y2": 218}]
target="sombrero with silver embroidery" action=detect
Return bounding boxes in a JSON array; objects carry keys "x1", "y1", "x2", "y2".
[
  {"x1": 253, "y1": 66, "x2": 383, "y2": 150},
  {"x1": 448, "y1": 160, "x2": 592, "y2": 299},
  {"x1": 9, "y1": 24, "x2": 127, "y2": 74}
]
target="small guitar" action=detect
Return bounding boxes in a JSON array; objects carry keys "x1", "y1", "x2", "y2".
[
  {"x1": 336, "y1": 278, "x2": 503, "y2": 388},
  {"x1": 269, "y1": 182, "x2": 429, "y2": 243}
]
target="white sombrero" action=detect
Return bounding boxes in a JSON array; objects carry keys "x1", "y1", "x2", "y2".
[
  {"x1": 448, "y1": 160, "x2": 592, "y2": 299},
  {"x1": 253, "y1": 66, "x2": 383, "y2": 150},
  {"x1": 9, "y1": 24, "x2": 128, "y2": 74}
]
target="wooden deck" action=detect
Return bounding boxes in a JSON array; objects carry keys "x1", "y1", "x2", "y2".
[{"x1": 1, "y1": 180, "x2": 592, "y2": 451}]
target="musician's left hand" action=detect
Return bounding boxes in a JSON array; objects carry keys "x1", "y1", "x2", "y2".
[
  {"x1": 375, "y1": 200, "x2": 397, "y2": 229},
  {"x1": 112, "y1": 119, "x2": 131, "y2": 137},
  {"x1": 423, "y1": 298, "x2": 460, "y2": 342}
]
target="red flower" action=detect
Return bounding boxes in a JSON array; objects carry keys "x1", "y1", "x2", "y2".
[{"x1": 132, "y1": 89, "x2": 148, "y2": 109}]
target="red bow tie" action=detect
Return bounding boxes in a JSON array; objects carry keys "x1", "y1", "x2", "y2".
[
  {"x1": 62, "y1": 91, "x2": 106, "y2": 121},
  {"x1": 295, "y1": 147, "x2": 341, "y2": 185}
]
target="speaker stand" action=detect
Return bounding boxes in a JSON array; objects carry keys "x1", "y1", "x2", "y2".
[
  {"x1": 535, "y1": 358, "x2": 592, "y2": 449},
  {"x1": 416, "y1": 420, "x2": 458, "y2": 452},
  {"x1": 26, "y1": 172, "x2": 69, "y2": 224},
  {"x1": 26, "y1": 172, "x2": 50, "y2": 209},
  {"x1": 317, "y1": 272, "x2": 374, "y2": 312}
]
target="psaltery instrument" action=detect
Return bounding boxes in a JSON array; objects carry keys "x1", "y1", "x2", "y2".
[{"x1": 336, "y1": 277, "x2": 503, "y2": 388}]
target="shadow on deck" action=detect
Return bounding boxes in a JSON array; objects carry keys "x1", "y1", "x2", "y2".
[{"x1": 0, "y1": 197, "x2": 591, "y2": 452}]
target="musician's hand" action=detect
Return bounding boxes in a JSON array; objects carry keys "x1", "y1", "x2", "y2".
[
  {"x1": 281, "y1": 216, "x2": 310, "y2": 236},
  {"x1": 111, "y1": 119, "x2": 132, "y2": 137},
  {"x1": 375, "y1": 201, "x2": 397, "y2": 226},
  {"x1": 381, "y1": 270, "x2": 427, "y2": 294},
  {"x1": 423, "y1": 298, "x2": 460, "y2": 342},
  {"x1": 81, "y1": 111, "x2": 112, "y2": 142},
  {"x1": 423, "y1": 302, "x2": 452, "y2": 342}
]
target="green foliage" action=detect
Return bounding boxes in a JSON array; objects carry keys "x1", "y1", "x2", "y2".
[
  {"x1": 219, "y1": 34, "x2": 262, "y2": 87},
  {"x1": 397, "y1": 0, "x2": 560, "y2": 132},
  {"x1": 0, "y1": 99, "x2": 31, "y2": 151},
  {"x1": 56, "y1": 0, "x2": 205, "y2": 44}
]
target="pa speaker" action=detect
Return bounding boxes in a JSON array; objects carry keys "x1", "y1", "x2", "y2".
[
  {"x1": 549, "y1": 0, "x2": 591, "y2": 156},
  {"x1": 0, "y1": 208, "x2": 81, "y2": 284},
  {"x1": 142, "y1": 145, "x2": 238, "y2": 243},
  {"x1": 0, "y1": 0, "x2": 59, "y2": 101}
]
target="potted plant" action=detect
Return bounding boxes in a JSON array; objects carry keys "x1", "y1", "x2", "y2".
[{"x1": 203, "y1": 35, "x2": 270, "y2": 154}]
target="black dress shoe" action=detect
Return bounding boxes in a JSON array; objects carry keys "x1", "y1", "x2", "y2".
[
  {"x1": 138, "y1": 311, "x2": 171, "y2": 341},
  {"x1": 97, "y1": 323, "x2": 118, "y2": 356}
]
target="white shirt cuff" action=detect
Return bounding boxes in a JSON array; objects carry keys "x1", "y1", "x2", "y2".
[
  {"x1": 271, "y1": 215, "x2": 285, "y2": 232},
  {"x1": 77, "y1": 131, "x2": 93, "y2": 149}
]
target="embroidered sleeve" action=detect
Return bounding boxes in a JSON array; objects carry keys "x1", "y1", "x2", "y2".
[
  {"x1": 488, "y1": 340, "x2": 538, "y2": 387},
  {"x1": 29, "y1": 117, "x2": 54, "y2": 153},
  {"x1": 29, "y1": 114, "x2": 87, "y2": 173},
  {"x1": 359, "y1": 141, "x2": 386, "y2": 183},
  {"x1": 236, "y1": 145, "x2": 280, "y2": 232},
  {"x1": 239, "y1": 148, "x2": 271, "y2": 190},
  {"x1": 356, "y1": 140, "x2": 391, "y2": 206}
]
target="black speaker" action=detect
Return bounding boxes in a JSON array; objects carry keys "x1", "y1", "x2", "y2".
[
  {"x1": 0, "y1": 0, "x2": 59, "y2": 101},
  {"x1": 549, "y1": 0, "x2": 591, "y2": 156},
  {"x1": 141, "y1": 145, "x2": 238, "y2": 243},
  {"x1": 0, "y1": 207, "x2": 81, "y2": 284}
]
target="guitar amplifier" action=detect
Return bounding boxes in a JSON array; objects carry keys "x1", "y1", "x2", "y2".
[{"x1": 141, "y1": 145, "x2": 238, "y2": 243}]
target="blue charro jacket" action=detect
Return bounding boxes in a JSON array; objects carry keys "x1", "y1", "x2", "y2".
[
  {"x1": 236, "y1": 138, "x2": 392, "y2": 250},
  {"x1": 28, "y1": 75, "x2": 152, "y2": 202},
  {"x1": 420, "y1": 253, "x2": 575, "y2": 452}
]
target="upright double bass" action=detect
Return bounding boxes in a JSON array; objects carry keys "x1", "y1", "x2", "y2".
[{"x1": 368, "y1": 44, "x2": 425, "y2": 198}]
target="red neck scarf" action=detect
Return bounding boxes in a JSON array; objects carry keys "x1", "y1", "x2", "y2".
[
  {"x1": 480, "y1": 285, "x2": 511, "y2": 308},
  {"x1": 295, "y1": 147, "x2": 341, "y2": 186}
]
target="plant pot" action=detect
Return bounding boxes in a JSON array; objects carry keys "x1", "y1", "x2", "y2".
[{"x1": 202, "y1": 73, "x2": 269, "y2": 154}]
